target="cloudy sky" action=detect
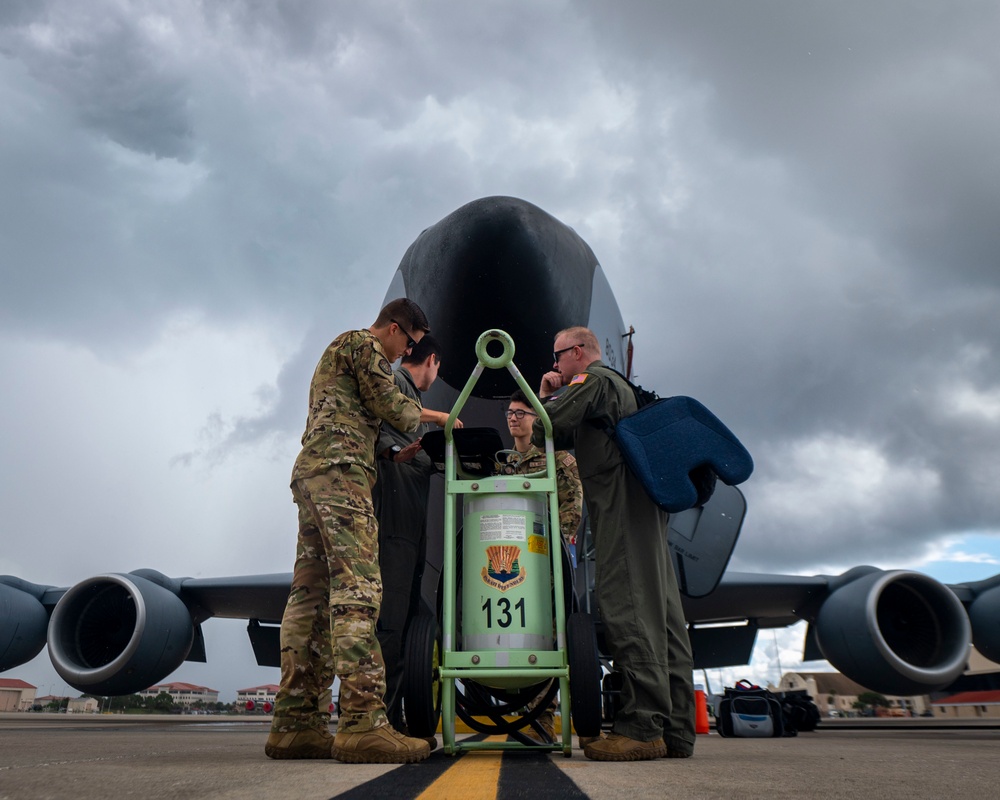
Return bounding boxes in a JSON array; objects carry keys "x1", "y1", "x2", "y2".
[{"x1": 3, "y1": 1, "x2": 1000, "y2": 698}]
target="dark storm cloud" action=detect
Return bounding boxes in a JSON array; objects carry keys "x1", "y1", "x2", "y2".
[
  {"x1": 581, "y1": 0, "x2": 1000, "y2": 286},
  {"x1": 1, "y1": 5, "x2": 194, "y2": 160},
  {"x1": 3, "y1": 1, "x2": 1000, "y2": 580}
]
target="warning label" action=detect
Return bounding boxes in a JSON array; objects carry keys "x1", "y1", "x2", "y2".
[{"x1": 478, "y1": 513, "x2": 527, "y2": 542}]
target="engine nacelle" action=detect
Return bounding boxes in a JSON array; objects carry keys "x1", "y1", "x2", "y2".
[
  {"x1": 968, "y1": 583, "x2": 1000, "y2": 664},
  {"x1": 48, "y1": 573, "x2": 194, "y2": 696},
  {"x1": 814, "y1": 570, "x2": 970, "y2": 695},
  {"x1": 0, "y1": 580, "x2": 50, "y2": 671}
]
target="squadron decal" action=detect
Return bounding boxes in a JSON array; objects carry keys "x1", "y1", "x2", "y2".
[{"x1": 482, "y1": 545, "x2": 526, "y2": 592}]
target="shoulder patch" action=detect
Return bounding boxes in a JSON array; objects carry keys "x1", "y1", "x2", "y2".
[
  {"x1": 378, "y1": 357, "x2": 393, "y2": 376},
  {"x1": 569, "y1": 373, "x2": 589, "y2": 386}
]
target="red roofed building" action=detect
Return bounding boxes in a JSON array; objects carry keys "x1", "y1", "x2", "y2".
[
  {"x1": 236, "y1": 684, "x2": 280, "y2": 713},
  {"x1": 0, "y1": 678, "x2": 37, "y2": 712},
  {"x1": 137, "y1": 682, "x2": 219, "y2": 706},
  {"x1": 932, "y1": 690, "x2": 1000, "y2": 720}
]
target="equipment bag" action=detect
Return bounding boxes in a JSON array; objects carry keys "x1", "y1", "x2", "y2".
[
  {"x1": 598, "y1": 368, "x2": 754, "y2": 513},
  {"x1": 716, "y1": 680, "x2": 784, "y2": 738}
]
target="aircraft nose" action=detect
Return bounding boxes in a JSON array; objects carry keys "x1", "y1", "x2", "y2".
[{"x1": 396, "y1": 196, "x2": 598, "y2": 398}]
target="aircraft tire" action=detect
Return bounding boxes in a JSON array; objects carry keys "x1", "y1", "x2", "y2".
[
  {"x1": 567, "y1": 611, "x2": 603, "y2": 737},
  {"x1": 402, "y1": 613, "x2": 441, "y2": 738}
]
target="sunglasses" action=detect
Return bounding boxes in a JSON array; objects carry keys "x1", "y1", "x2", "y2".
[
  {"x1": 553, "y1": 344, "x2": 581, "y2": 362},
  {"x1": 390, "y1": 319, "x2": 418, "y2": 350}
]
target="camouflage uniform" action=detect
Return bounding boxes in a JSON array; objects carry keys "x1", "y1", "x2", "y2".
[
  {"x1": 272, "y1": 330, "x2": 421, "y2": 736},
  {"x1": 372, "y1": 366, "x2": 436, "y2": 731},
  {"x1": 507, "y1": 444, "x2": 583, "y2": 731},
  {"x1": 531, "y1": 361, "x2": 695, "y2": 756},
  {"x1": 506, "y1": 445, "x2": 583, "y2": 542}
]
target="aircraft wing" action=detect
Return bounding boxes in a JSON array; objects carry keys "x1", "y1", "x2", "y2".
[{"x1": 5, "y1": 566, "x2": 1000, "y2": 697}]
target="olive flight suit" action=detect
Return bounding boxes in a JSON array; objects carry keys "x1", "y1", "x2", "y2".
[{"x1": 531, "y1": 361, "x2": 695, "y2": 755}]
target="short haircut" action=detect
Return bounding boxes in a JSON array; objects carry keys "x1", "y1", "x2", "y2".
[
  {"x1": 509, "y1": 388, "x2": 530, "y2": 406},
  {"x1": 374, "y1": 297, "x2": 430, "y2": 334},
  {"x1": 402, "y1": 333, "x2": 442, "y2": 365},
  {"x1": 556, "y1": 326, "x2": 600, "y2": 358}
]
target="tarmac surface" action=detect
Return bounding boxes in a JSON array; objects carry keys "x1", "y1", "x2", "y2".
[{"x1": 1, "y1": 713, "x2": 998, "y2": 800}]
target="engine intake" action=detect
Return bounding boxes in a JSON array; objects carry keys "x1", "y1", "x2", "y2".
[
  {"x1": 48, "y1": 573, "x2": 194, "y2": 696},
  {"x1": 814, "y1": 570, "x2": 970, "y2": 695}
]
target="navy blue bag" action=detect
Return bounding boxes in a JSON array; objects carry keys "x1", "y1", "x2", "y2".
[{"x1": 614, "y1": 394, "x2": 754, "y2": 513}]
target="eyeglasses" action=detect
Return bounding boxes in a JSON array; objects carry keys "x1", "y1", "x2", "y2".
[
  {"x1": 553, "y1": 344, "x2": 582, "y2": 362},
  {"x1": 505, "y1": 409, "x2": 538, "y2": 420},
  {"x1": 390, "y1": 319, "x2": 417, "y2": 350}
]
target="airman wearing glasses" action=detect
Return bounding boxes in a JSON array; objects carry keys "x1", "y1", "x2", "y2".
[
  {"x1": 532, "y1": 326, "x2": 696, "y2": 763},
  {"x1": 505, "y1": 387, "x2": 583, "y2": 745},
  {"x1": 505, "y1": 389, "x2": 582, "y2": 545},
  {"x1": 268, "y1": 297, "x2": 435, "y2": 765}
]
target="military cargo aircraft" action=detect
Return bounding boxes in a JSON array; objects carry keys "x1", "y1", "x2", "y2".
[{"x1": 3, "y1": 197, "x2": 1000, "y2": 699}]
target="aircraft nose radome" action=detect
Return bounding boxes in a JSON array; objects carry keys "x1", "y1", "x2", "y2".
[{"x1": 397, "y1": 196, "x2": 598, "y2": 398}]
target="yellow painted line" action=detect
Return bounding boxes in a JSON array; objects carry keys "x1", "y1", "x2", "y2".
[{"x1": 415, "y1": 735, "x2": 506, "y2": 800}]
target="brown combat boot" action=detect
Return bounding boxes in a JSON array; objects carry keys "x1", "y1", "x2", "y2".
[
  {"x1": 523, "y1": 710, "x2": 556, "y2": 744},
  {"x1": 264, "y1": 726, "x2": 334, "y2": 759},
  {"x1": 578, "y1": 731, "x2": 606, "y2": 749},
  {"x1": 583, "y1": 733, "x2": 667, "y2": 761},
  {"x1": 332, "y1": 723, "x2": 432, "y2": 764}
]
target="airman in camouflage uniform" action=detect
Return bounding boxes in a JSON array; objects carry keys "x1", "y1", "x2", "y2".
[
  {"x1": 505, "y1": 389, "x2": 583, "y2": 542},
  {"x1": 505, "y1": 389, "x2": 583, "y2": 743},
  {"x1": 266, "y1": 298, "x2": 434, "y2": 765}
]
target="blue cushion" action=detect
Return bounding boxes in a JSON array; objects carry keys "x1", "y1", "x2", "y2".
[{"x1": 615, "y1": 396, "x2": 753, "y2": 513}]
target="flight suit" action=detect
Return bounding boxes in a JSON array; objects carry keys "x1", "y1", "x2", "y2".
[
  {"x1": 532, "y1": 361, "x2": 695, "y2": 754},
  {"x1": 272, "y1": 330, "x2": 422, "y2": 735},
  {"x1": 372, "y1": 366, "x2": 436, "y2": 731}
]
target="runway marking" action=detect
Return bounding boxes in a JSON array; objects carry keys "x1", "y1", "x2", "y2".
[
  {"x1": 329, "y1": 735, "x2": 588, "y2": 800},
  {"x1": 415, "y1": 735, "x2": 505, "y2": 800}
]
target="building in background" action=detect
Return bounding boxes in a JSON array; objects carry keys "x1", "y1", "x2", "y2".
[
  {"x1": 773, "y1": 672, "x2": 931, "y2": 717},
  {"x1": 137, "y1": 682, "x2": 219, "y2": 707},
  {"x1": 0, "y1": 678, "x2": 37, "y2": 711},
  {"x1": 236, "y1": 684, "x2": 280, "y2": 713}
]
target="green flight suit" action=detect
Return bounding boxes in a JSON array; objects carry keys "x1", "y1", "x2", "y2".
[
  {"x1": 273, "y1": 330, "x2": 422, "y2": 735},
  {"x1": 532, "y1": 361, "x2": 695, "y2": 753},
  {"x1": 373, "y1": 366, "x2": 436, "y2": 731}
]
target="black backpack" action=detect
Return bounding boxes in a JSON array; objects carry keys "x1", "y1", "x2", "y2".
[{"x1": 716, "y1": 681, "x2": 785, "y2": 738}]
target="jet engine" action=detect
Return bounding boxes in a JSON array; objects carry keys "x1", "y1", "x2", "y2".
[
  {"x1": 0, "y1": 579, "x2": 50, "y2": 671},
  {"x1": 813, "y1": 569, "x2": 970, "y2": 695},
  {"x1": 48, "y1": 573, "x2": 194, "y2": 696},
  {"x1": 967, "y1": 582, "x2": 1000, "y2": 665}
]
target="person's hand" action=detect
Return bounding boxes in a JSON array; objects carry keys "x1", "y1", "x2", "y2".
[
  {"x1": 540, "y1": 371, "x2": 564, "y2": 398},
  {"x1": 433, "y1": 410, "x2": 463, "y2": 428},
  {"x1": 394, "y1": 441, "x2": 422, "y2": 463}
]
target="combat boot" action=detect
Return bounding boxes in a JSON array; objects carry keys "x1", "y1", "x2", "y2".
[
  {"x1": 332, "y1": 723, "x2": 431, "y2": 764},
  {"x1": 523, "y1": 710, "x2": 556, "y2": 744},
  {"x1": 264, "y1": 725, "x2": 334, "y2": 759},
  {"x1": 578, "y1": 731, "x2": 606, "y2": 749},
  {"x1": 583, "y1": 733, "x2": 667, "y2": 762}
]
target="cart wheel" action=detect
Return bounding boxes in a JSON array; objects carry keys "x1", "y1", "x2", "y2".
[
  {"x1": 567, "y1": 612, "x2": 602, "y2": 737},
  {"x1": 402, "y1": 613, "x2": 441, "y2": 737}
]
